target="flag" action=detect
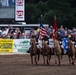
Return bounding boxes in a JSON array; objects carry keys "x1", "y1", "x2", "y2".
[
  {"x1": 40, "y1": 14, "x2": 43, "y2": 28},
  {"x1": 39, "y1": 15, "x2": 46, "y2": 39},
  {"x1": 54, "y1": 15, "x2": 57, "y2": 32},
  {"x1": 52, "y1": 15, "x2": 57, "y2": 39}
]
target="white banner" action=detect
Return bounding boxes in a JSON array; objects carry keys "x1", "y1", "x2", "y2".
[
  {"x1": 14, "y1": 39, "x2": 30, "y2": 53},
  {"x1": 15, "y1": 0, "x2": 25, "y2": 21}
]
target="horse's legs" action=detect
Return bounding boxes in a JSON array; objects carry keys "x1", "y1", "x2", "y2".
[
  {"x1": 31, "y1": 56, "x2": 33, "y2": 64},
  {"x1": 58, "y1": 55, "x2": 61, "y2": 66},
  {"x1": 71, "y1": 55, "x2": 75, "y2": 65},
  {"x1": 48, "y1": 55, "x2": 51, "y2": 64},
  {"x1": 46, "y1": 56, "x2": 49, "y2": 65},
  {"x1": 43, "y1": 55, "x2": 45, "y2": 65},
  {"x1": 40, "y1": 47, "x2": 42, "y2": 53},
  {"x1": 54, "y1": 55, "x2": 57, "y2": 64},
  {"x1": 47, "y1": 55, "x2": 51, "y2": 65},
  {"x1": 34, "y1": 55, "x2": 37, "y2": 65},
  {"x1": 68, "y1": 56, "x2": 71, "y2": 65}
]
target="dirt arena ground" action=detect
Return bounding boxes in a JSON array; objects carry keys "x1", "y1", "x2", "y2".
[{"x1": 0, "y1": 54, "x2": 76, "y2": 75}]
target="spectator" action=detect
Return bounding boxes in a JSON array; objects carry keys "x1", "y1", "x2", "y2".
[
  {"x1": 21, "y1": 29, "x2": 27, "y2": 39},
  {"x1": 0, "y1": 28, "x2": 2, "y2": 35},
  {"x1": 2, "y1": 28, "x2": 8, "y2": 38},
  {"x1": 16, "y1": 28, "x2": 21, "y2": 39},
  {"x1": 30, "y1": 28, "x2": 35, "y2": 38},
  {"x1": 59, "y1": 25, "x2": 65, "y2": 38},
  {"x1": 64, "y1": 27, "x2": 68, "y2": 38},
  {"x1": 10, "y1": 30, "x2": 14, "y2": 39},
  {"x1": 8, "y1": 25, "x2": 13, "y2": 33},
  {"x1": 47, "y1": 25, "x2": 53, "y2": 38}
]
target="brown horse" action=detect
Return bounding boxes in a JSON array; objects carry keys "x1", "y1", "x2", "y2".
[
  {"x1": 30, "y1": 38, "x2": 40, "y2": 65},
  {"x1": 67, "y1": 38, "x2": 75, "y2": 65},
  {"x1": 75, "y1": 47, "x2": 76, "y2": 59},
  {"x1": 42, "y1": 40, "x2": 51, "y2": 65},
  {"x1": 53, "y1": 39, "x2": 62, "y2": 66}
]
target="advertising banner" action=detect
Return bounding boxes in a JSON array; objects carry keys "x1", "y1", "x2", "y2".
[
  {"x1": 14, "y1": 39, "x2": 30, "y2": 53},
  {"x1": 15, "y1": 0, "x2": 25, "y2": 21},
  {"x1": 0, "y1": 39, "x2": 13, "y2": 52}
]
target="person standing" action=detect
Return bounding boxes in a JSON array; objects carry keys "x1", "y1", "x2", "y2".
[
  {"x1": 30, "y1": 28, "x2": 35, "y2": 38},
  {"x1": 16, "y1": 28, "x2": 21, "y2": 39}
]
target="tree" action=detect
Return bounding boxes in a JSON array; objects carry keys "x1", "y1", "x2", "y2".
[{"x1": 26, "y1": 0, "x2": 76, "y2": 28}]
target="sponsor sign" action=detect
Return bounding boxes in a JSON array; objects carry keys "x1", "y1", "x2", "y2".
[
  {"x1": 15, "y1": 0, "x2": 25, "y2": 21},
  {"x1": 0, "y1": 39, "x2": 13, "y2": 52},
  {"x1": 17, "y1": 0, "x2": 23, "y2": 6},
  {"x1": 14, "y1": 39, "x2": 30, "y2": 53},
  {"x1": 16, "y1": 10, "x2": 23, "y2": 16}
]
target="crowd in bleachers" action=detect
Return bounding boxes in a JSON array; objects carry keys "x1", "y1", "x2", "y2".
[
  {"x1": 36, "y1": 25, "x2": 76, "y2": 41},
  {"x1": 0, "y1": 25, "x2": 76, "y2": 41},
  {"x1": 0, "y1": 25, "x2": 25, "y2": 39}
]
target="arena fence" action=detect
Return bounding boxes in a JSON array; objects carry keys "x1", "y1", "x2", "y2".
[
  {"x1": 0, "y1": 38, "x2": 75, "y2": 55},
  {"x1": 0, "y1": 39, "x2": 30, "y2": 54}
]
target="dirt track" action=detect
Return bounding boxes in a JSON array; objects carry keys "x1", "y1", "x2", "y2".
[{"x1": 0, "y1": 54, "x2": 76, "y2": 75}]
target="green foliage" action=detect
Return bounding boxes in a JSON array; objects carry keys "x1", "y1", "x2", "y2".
[{"x1": 26, "y1": 0, "x2": 76, "y2": 28}]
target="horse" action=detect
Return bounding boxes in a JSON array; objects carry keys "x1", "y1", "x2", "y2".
[
  {"x1": 29, "y1": 38, "x2": 40, "y2": 65},
  {"x1": 67, "y1": 38, "x2": 76, "y2": 65},
  {"x1": 41, "y1": 40, "x2": 51, "y2": 65},
  {"x1": 53, "y1": 39, "x2": 62, "y2": 66}
]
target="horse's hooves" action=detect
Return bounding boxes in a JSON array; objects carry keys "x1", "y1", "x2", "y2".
[
  {"x1": 47, "y1": 63, "x2": 49, "y2": 65},
  {"x1": 58, "y1": 64, "x2": 60, "y2": 66},
  {"x1": 36, "y1": 63, "x2": 37, "y2": 65},
  {"x1": 72, "y1": 62, "x2": 74, "y2": 65}
]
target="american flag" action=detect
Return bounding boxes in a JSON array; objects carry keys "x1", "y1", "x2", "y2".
[
  {"x1": 39, "y1": 15, "x2": 47, "y2": 39},
  {"x1": 39, "y1": 27, "x2": 47, "y2": 39}
]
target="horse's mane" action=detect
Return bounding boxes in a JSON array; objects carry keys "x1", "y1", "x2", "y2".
[
  {"x1": 54, "y1": 40, "x2": 58, "y2": 44},
  {"x1": 54, "y1": 39, "x2": 61, "y2": 51},
  {"x1": 54, "y1": 40, "x2": 60, "y2": 47},
  {"x1": 68, "y1": 40, "x2": 75, "y2": 51},
  {"x1": 42, "y1": 40, "x2": 50, "y2": 56},
  {"x1": 42, "y1": 40, "x2": 48, "y2": 49},
  {"x1": 30, "y1": 38, "x2": 37, "y2": 51}
]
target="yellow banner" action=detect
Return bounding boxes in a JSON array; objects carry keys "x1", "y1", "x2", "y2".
[{"x1": 0, "y1": 39, "x2": 13, "y2": 52}]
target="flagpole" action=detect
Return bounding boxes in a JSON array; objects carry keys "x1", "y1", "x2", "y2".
[
  {"x1": 53, "y1": 15, "x2": 57, "y2": 40},
  {"x1": 40, "y1": 14, "x2": 43, "y2": 27},
  {"x1": 54, "y1": 15, "x2": 56, "y2": 32},
  {"x1": 41, "y1": 14, "x2": 42, "y2": 18}
]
